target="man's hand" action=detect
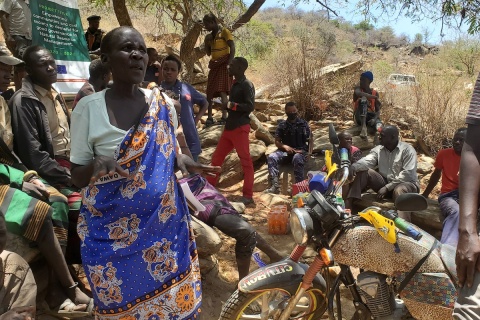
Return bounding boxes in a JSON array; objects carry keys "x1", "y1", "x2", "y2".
[
  {"x1": 176, "y1": 153, "x2": 221, "y2": 177},
  {"x1": 377, "y1": 186, "x2": 388, "y2": 200},
  {"x1": 89, "y1": 155, "x2": 129, "y2": 187},
  {"x1": 22, "y1": 180, "x2": 50, "y2": 201},
  {"x1": 456, "y1": 231, "x2": 480, "y2": 288},
  {"x1": 284, "y1": 145, "x2": 295, "y2": 154},
  {"x1": 348, "y1": 166, "x2": 357, "y2": 180},
  {"x1": 0, "y1": 306, "x2": 35, "y2": 320}
]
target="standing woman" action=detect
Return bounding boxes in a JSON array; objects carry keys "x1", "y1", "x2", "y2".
[{"x1": 70, "y1": 26, "x2": 212, "y2": 319}]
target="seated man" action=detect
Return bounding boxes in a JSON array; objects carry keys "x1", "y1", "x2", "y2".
[
  {"x1": 422, "y1": 128, "x2": 466, "y2": 247},
  {"x1": 353, "y1": 71, "x2": 382, "y2": 139},
  {"x1": 9, "y1": 47, "x2": 82, "y2": 227},
  {"x1": 181, "y1": 174, "x2": 283, "y2": 280},
  {"x1": 72, "y1": 58, "x2": 111, "y2": 109},
  {"x1": 345, "y1": 125, "x2": 419, "y2": 220},
  {"x1": 336, "y1": 132, "x2": 362, "y2": 201},
  {"x1": 266, "y1": 101, "x2": 312, "y2": 194},
  {"x1": 0, "y1": 211, "x2": 36, "y2": 320},
  {"x1": 0, "y1": 48, "x2": 92, "y2": 315}
]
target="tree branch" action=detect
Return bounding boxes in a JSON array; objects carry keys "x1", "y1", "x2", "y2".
[
  {"x1": 231, "y1": 0, "x2": 266, "y2": 30},
  {"x1": 315, "y1": 0, "x2": 339, "y2": 16}
]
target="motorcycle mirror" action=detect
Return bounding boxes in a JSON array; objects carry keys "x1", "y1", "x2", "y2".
[
  {"x1": 395, "y1": 193, "x2": 428, "y2": 211},
  {"x1": 328, "y1": 124, "x2": 340, "y2": 145}
]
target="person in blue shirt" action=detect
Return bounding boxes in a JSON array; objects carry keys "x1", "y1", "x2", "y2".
[{"x1": 161, "y1": 55, "x2": 208, "y2": 161}]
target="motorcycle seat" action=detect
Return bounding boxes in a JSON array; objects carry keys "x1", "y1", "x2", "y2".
[{"x1": 440, "y1": 243, "x2": 458, "y2": 284}]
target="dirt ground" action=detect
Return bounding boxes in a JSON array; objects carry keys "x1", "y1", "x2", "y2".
[{"x1": 200, "y1": 182, "x2": 299, "y2": 319}]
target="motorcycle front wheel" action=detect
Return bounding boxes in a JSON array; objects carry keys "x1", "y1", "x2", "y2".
[{"x1": 219, "y1": 288, "x2": 327, "y2": 320}]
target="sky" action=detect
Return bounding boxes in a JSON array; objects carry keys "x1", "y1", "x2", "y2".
[{"x1": 247, "y1": 0, "x2": 473, "y2": 44}]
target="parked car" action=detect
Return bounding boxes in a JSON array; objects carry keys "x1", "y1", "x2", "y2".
[{"x1": 387, "y1": 73, "x2": 418, "y2": 87}]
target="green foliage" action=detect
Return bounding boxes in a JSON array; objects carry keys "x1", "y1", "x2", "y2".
[
  {"x1": 235, "y1": 19, "x2": 276, "y2": 61},
  {"x1": 444, "y1": 37, "x2": 480, "y2": 75},
  {"x1": 354, "y1": 20, "x2": 374, "y2": 31},
  {"x1": 413, "y1": 33, "x2": 423, "y2": 44}
]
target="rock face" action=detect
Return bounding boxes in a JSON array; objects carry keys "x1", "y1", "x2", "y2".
[
  {"x1": 191, "y1": 215, "x2": 222, "y2": 257},
  {"x1": 199, "y1": 126, "x2": 223, "y2": 148},
  {"x1": 253, "y1": 164, "x2": 270, "y2": 192}
]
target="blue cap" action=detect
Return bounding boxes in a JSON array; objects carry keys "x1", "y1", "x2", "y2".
[{"x1": 361, "y1": 71, "x2": 373, "y2": 82}]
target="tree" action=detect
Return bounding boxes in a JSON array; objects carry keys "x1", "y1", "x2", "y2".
[
  {"x1": 313, "y1": 0, "x2": 480, "y2": 35},
  {"x1": 414, "y1": 33, "x2": 423, "y2": 45},
  {"x1": 354, "y1": 20, "x2": 373, "y2": 32},
  {"x1": 449, "y1": 37, "x2": 480, "y2": 76},
  {"x1": 92, "y1": 0, "x2": 266, "y2": 81}
]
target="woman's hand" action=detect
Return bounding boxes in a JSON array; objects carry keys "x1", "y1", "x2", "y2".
[
  {"x1": 89, "y1": 156, "x2": 129, "y2": 187},
  {"x1": 176, "y1": 153, "x2": 221, "y2": 177}
]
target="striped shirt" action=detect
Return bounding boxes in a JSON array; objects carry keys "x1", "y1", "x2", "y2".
[
  {"x1": 467, "y1": 73, "x2": 480, "y2": 125},
  {"x1": 211, "y1": 28, "x2": 233, "y2": 60}
]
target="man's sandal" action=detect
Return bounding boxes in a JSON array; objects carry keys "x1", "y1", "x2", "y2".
[
  {"x1": 215, "y1": 117, "x2": 227, "y2": 125},
  {"x1": 204, "y1": 117, "x2": 215, "y2": 128}
]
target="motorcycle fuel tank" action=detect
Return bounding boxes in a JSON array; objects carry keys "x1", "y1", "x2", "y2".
[
  {"x1": 331, "y1": 224, "x2": 445, "y2": 275},
  {"x1": 238, "y1": 259, "x2": 326, "y2": 296}
]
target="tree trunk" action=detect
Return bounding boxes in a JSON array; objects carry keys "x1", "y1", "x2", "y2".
[
  {"x1": 112, "y1": 0, "x2": 133, "y2": 27},
  {"x1": 231, "y1": 0, "x2": 266, "y2": 31},
  {"x1": 180, "y1": 22, "x2": 203, "y2": 83},
  {"x1": 182, "y1": 0, "x2": 266, "y2": 81}
]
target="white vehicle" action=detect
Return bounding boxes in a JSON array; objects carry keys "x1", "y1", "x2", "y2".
[{"x1": 387, "y1": 74, "x2": 418, "y2": 87}]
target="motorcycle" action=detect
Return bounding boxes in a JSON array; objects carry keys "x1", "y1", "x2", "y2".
[{"x1": 219, "y1": 124, "x2": 458, "y2": 320}]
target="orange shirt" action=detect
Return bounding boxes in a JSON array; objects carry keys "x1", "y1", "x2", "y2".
[{"x1": 434, "y1": 148, "x2": 460, "y2": 194}]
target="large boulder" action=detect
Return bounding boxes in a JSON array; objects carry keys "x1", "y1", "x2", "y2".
[
  {"x1": 352, "y1": 136, "x2": 374, "y2": 151},
  {"x1": 258, "y1": 193, "x2": 291, "y2": 208},
  {"x1": 312, "y1": 135, "x2": 331, "y2": 153},
  {"x1": 255, "y1": 129, "x2": 275, "y2": 145},
  {"x1": 253, "y1": 112, "x2": 268, "y2": 122},
  {"x1": 417, "y1": 161, "x2": 434, "y2": 175},
  {"x1": 216, "y1": 140, "x2": 266, "y2": 187},
  {"x1": 254, "y1": 99, "x2": 282, "y2": 112},
  {"x1": 199, "y1": 126, "x2": 223, "y2": 148},
  {"x1": 191, "y1": 215, "x2": 222, "y2": 257},
  {"x1": 254, "y1": 164, "x2": 270, "y2": 192}
]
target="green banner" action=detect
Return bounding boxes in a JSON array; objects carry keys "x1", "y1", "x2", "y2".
[{"x1": 30, "y1": 0, "x2": 89, "y2": 62}]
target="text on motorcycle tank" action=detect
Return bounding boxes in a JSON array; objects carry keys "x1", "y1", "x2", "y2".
[{"x1": 240, "y1": 264, "x2": 294, "y2": 289}]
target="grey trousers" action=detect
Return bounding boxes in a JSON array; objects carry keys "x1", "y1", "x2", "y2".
[{"x1": 347, "y1": 169, "x2": 419, "y2": 220}]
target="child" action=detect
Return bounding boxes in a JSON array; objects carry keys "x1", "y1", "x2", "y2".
[{"x1": 203, "y1": 13, "x2": 235, "y2": 127}]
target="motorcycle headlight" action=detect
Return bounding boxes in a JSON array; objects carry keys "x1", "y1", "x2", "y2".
[{"x1": 290, "y1": 208, "x2": 314, "y2": 245}]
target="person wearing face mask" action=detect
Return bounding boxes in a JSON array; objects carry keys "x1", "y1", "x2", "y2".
[{"x1": 265, "y1": 101, "x2": 311, "y2": 194}]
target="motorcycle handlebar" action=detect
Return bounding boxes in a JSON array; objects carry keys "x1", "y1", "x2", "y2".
[{"x1": 382, "y1": 210, "x2": 423, "y2": 241}]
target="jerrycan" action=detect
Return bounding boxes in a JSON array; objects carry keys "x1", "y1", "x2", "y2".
[{"x1": 268, "y1": 204, "x2": 289, "y2": 235}]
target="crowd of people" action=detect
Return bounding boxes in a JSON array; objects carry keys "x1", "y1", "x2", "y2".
[{"x1": 0, "y1": 1, "x2": 479, "y2": 319}]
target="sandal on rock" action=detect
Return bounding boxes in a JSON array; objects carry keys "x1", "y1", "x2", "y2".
[
  {"x1": 44, "y1": 298, "x2": 90, "y2": 318},
  {"x1": 215, "y1": 117, "x2": 227, "y2": 125},
  {"x1": 204, "y1": 117, "x2": 215, "y2": 128}
]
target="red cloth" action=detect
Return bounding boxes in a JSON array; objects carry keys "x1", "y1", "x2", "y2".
[
  {"x1": 206, "y1": 124, "x2": 254, "y2": 198},
  {"x1": 434, "y1": 148, "x2": 460, "y2": 194},
  {"x1": 206, "y1": 55, "x2": 232, "y2": 100},
  {"x1": 292, "y1": 179, "x2": 309, "y2": 196}
]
